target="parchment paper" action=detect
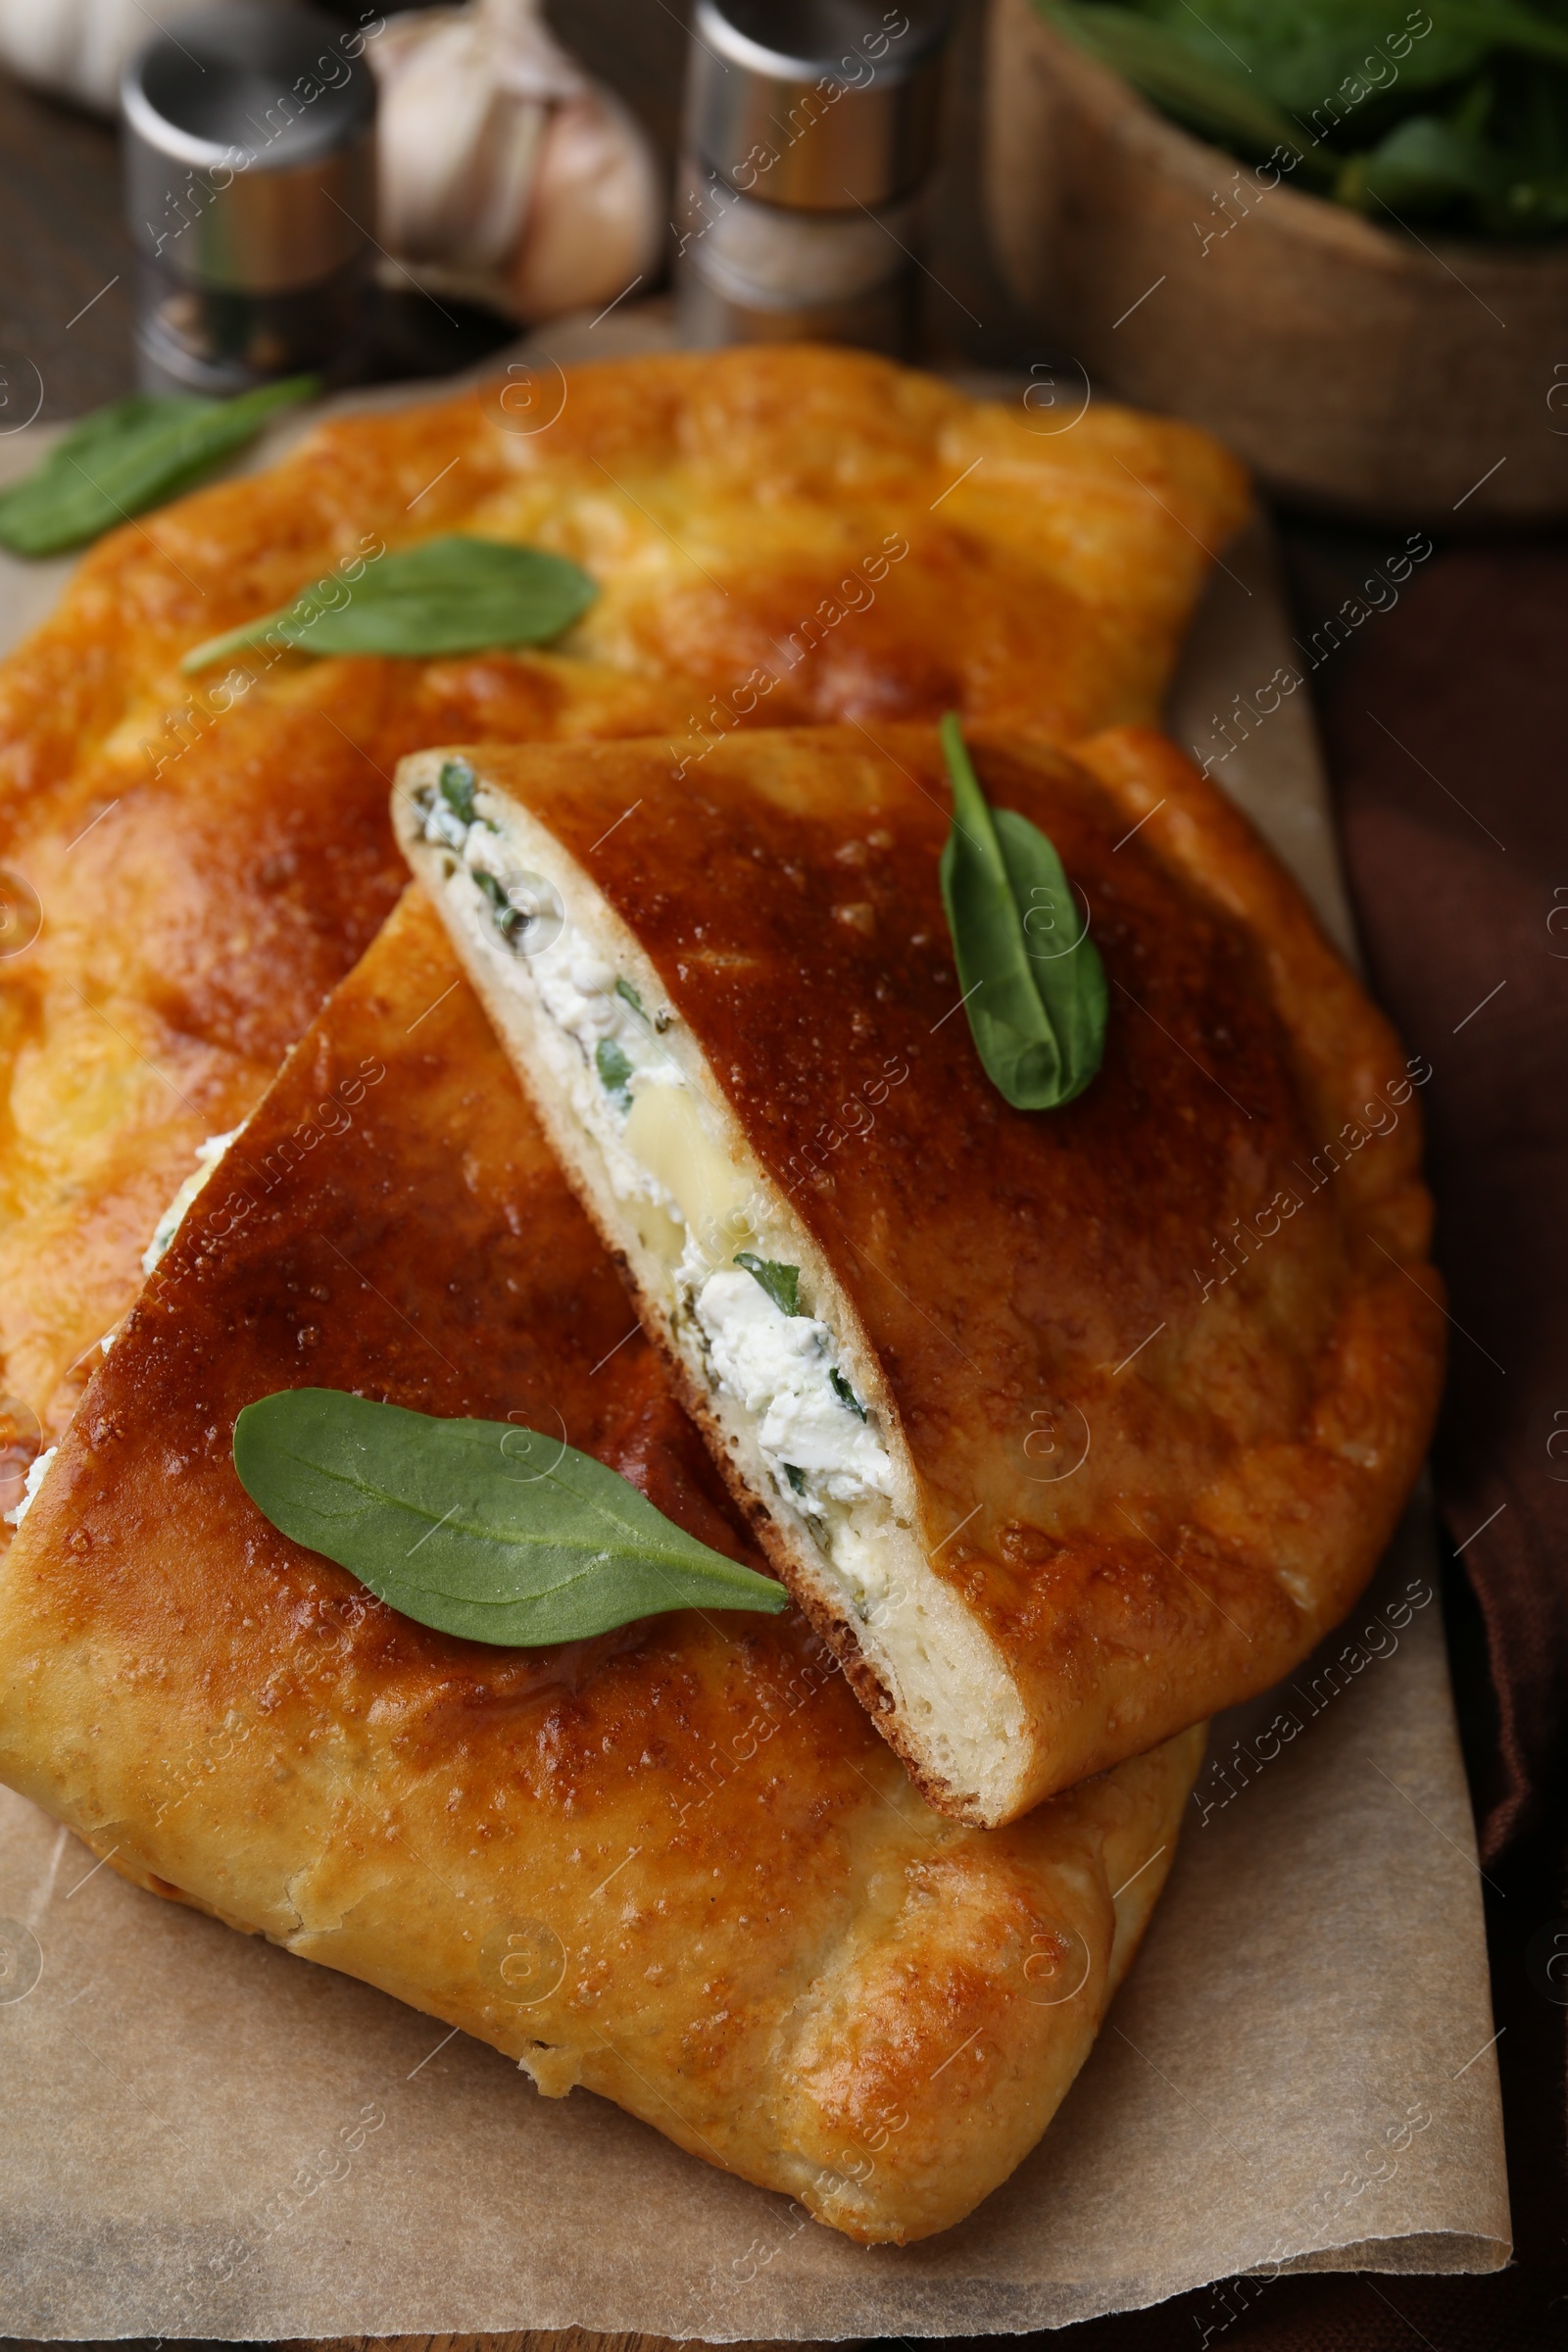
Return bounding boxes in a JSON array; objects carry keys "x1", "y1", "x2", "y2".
[{"x1": 0, "y1": 335, "x2": 1510, "y2": 2338}]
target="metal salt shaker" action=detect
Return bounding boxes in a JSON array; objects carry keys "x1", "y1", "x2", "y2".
[
  {"x1": 122, "y1": 2, "x2": 376, "y2": 395},
  {"x1": 676, "y1": 1, "x2": 954, "y2": 356}
]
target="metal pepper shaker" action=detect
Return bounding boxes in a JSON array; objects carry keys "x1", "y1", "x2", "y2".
[
  {"x1": 122, "y1": 2, "x2": 377, "y2": 396},
  {"x1": 675, "y1": 1, "x2": 954, "y2": 357}
]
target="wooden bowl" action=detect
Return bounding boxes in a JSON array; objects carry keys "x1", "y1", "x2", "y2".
[{"x1": 984, "y1": 0, "x2": 1568, "y2": 527}]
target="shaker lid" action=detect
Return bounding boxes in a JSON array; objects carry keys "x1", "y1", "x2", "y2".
[
  {"x1": 686, "y1": 1, "x2": 953, "y2": 211},
  {"x1": 122, "y1": 2, "x2": 375, "y2": 291}
]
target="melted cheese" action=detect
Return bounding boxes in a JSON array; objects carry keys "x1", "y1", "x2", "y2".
[{"x1": 623, "y1": 1084, "x2": 754, "y2": 1255}]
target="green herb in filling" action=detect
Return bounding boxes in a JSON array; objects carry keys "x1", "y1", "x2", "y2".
[
  {"x1": 829, "y1": 1368, "x2": 867, "y2": 1421},
  {"x1": 735, "y1": 1253, "x2": 801, "y2": 1316},
  {"x1": 595, "y1": 1038, "x2": 634, "y2": 1111},
  {"x1": 783, "y1": 1463, "x2": 808, "y2": 1495},
  {"x1": 614, "y1": 976, "x2": 646, "y2": 1018},
  {"x1": 472, "y1": 868, "x2": 519, "y2": 942},
  {"x1": 440, "y1": 758, "x2": 478, "y2": 825}
]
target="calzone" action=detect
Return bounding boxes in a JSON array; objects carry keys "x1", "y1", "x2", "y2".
[
  {"x1": 394, "y1": 723, "x2": 1446, "y2": 1828},
  {"x1": 0, "y1": 887, "x2": 1200, "y2": 2245}
]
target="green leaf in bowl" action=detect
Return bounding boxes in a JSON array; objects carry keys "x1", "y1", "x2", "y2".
[
  {"x1": 1338, "y1": 109, "x2": 1499, "y2": 212},
  {"x1": 1037, "y1": 0, "x2": 1568, "y2": 235},
  {"x1": 1138, "y1": 0, "x2": 1494, "y2": 109},
  {"x1": 1037, "y1": 2, "x2": 1324, "y2": 170}
]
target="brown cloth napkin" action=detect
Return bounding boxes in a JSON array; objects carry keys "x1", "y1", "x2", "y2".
[
  {"x1": 967, "y1": 545, "x2": 1568, "y2": 2352},
  {"x1": 1331, "y1": 550, "x2": 1568, "y2": 1869}
]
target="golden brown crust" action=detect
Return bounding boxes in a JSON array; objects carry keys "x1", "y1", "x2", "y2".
[
  {"x1": 0, "y1": 346, "x2": 1247, "y2": 1454},
  {"x1": 0, "y1": 651, "x2": 700, "y2": 1449},
  {"x1": 0, "y1": 349, "x2": 1248, "y2": 834},
  {"x1": 0, "y1": 889, "x2": 1201, "y2": 2244},
  {"x1": 404, "y1": 725, "x2": 1445, "y2": 1821}
]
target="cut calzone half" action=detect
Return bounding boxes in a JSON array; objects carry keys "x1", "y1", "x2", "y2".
[
  {"x1": 0, "y1": 888, "x2": 1201, "y2": 2245},
  {"x1": 394, "y1": 724, "x2": 1446, "y2": 1828}
]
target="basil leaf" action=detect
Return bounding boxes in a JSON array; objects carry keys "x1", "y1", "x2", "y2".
[
  {"x1": 0, "y1": 375, "x2": 318, "y2": 559},
  {"x1": 181, "y1": 535, "x2": 597, "y2": 672},
  {"x1": 233, "y1": 1389, "x2": 788, "y2": 1645},
  {"x1": 1038, "y1": 3, "x2": 1323, "y2": 173},
  {"x1": 735, "y1": 1253, "x2": 802, "y2": 1315},
  {"x1": 1132, "y1": 0, "x2": 1496, "y2": 110},
  {"x1": 1338, "y1": 111, "x2": 1497, "y2": 215},
  {"x1": 1038, "y1": 1, "x2": 1568, "y2": 237},
  {"x1": 938, "y1": 713, "x2": 1107, "y2": 1111},
  {"x1": 614, "y1": 976, "x2": 647, "y2": 1018},
  {"x1": 829, "y1": 1369, "x2": 867, "y2": 1420},
  {"x1": 1427, "y1": 2, "x2": 1568, "y2": 71}
]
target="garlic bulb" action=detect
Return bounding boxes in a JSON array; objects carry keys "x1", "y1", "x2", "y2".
[
  {"x1": 368, "y1": 0, "x2": 662, "y2": 325},
  {"x1": 0, "y1": 0, "x2": 227, "y2": 116},
  {"x1": 512, "y1": 85, "x2": 662, "y2": 321}
]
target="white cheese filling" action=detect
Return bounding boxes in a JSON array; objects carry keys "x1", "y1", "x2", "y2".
[
  {"x1": 8, "y1": 1129, "x2": 246, "y2": 1542},
  {"x1": 417, "y1": 774, "x2": 895, "y2": 1524},
  {"x1": 691, "y1": 1266, "x2": 894, "y2": 1507},
  {"x1": 3, "y1": 1445, "x2": 56, "y2": 1530},
  {"x1": 142, "y1": 1127, "x2": 241, "y2": 1277},
  {"x1": 10, "y1": 1126, "x2": 248, "y2": 1540}
]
